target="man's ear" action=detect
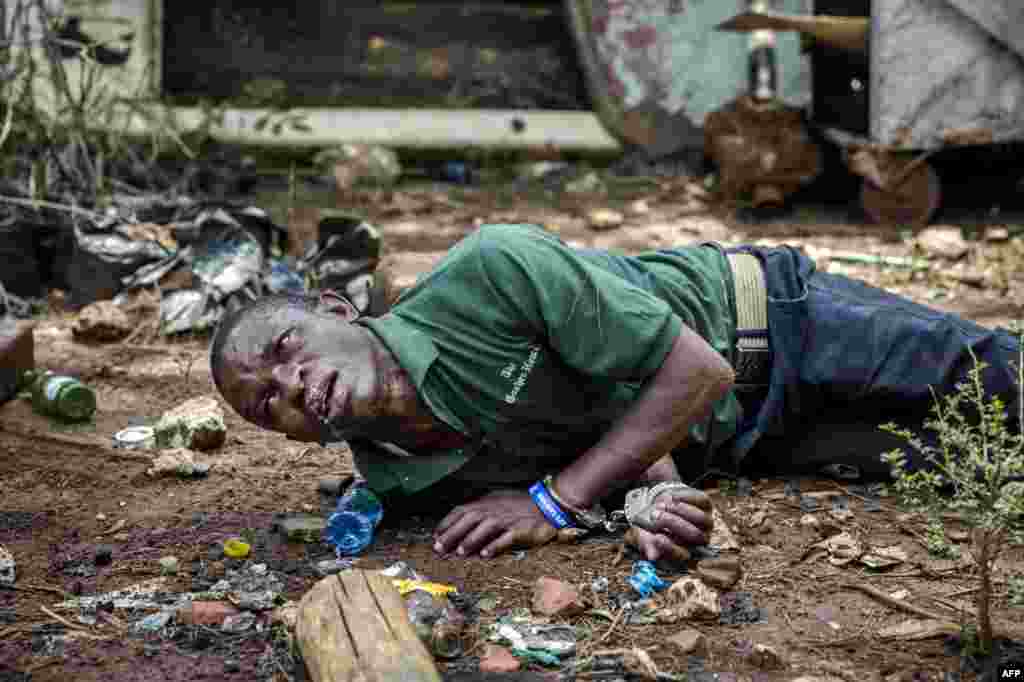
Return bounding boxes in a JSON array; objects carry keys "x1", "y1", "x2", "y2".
[{"x1": 318, "y1": 290, "x2": 360, "y2": 322}]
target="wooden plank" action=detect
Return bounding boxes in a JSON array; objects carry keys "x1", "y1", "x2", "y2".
[{"x1": 296, "y1": 570, "x2": 441, "y2": 682}]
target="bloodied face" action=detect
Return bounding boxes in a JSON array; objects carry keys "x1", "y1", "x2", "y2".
[{"x1": 214, "y1": 293, "x2": 404, "y2": 443}]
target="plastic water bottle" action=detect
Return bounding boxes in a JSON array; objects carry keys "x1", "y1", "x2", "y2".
[
  {"x1": 26, "y1": 370, "x2": 96, "y2": 422},
  {"x1": 324, "y1": 482, "x2": 383, "y2": 557},
  {"x1": 628, "y1": 560, "x2": 669, "y2": 598}
]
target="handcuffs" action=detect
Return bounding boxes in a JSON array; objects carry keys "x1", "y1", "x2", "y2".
[{"x1": 536, "y1": 475, "x2": 694, "y2": 534}]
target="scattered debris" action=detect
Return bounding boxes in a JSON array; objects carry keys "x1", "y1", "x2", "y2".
[
  {"x1": 146, "y1": 448, "x2": 211, "y2": 478},
  {"x1": 628, "y1": 561, "x2": 670, "y2": 598},
  {"x1": 984, "y1": 226, "x2": 1010, "y2": 242},
  {"x1": 878, "y1": 618, "x2": 960, "y2": 640},
  {"x1": 586, "y1": 208, "x2": 625, "y2": 231},
  {"x1": 153, "y1": 396, "x2": 227, "y2": 451},
  {"x1": 221, "y1": 611, "x2": 257, "y2": 633},
  {"x1": 314, "y1": 558, "x2": 354, "y2": 577},
  {"x1": 590, "y1": 576, "x2": 609, "y2": 594},
  {"x1": 588, "y1": 648, "x2": 661, "y2": 680},
  {"x1": 859, "y1": 544, "x2": 908, "y2": 569},
  {"x1": 132, "y1": 610, "x2": 174, "y2": 633},
  {"x1": 112, "y1": 426, "x2": 156, "y2": 450},
  {"x1": 748, "y1": 510, "x2": 768, "y2": 528},
  {"x1": 324, "y1": 482, "x2": 384, "y2": 556},
  {"x1": 0, "y1": 546, "x2": 15, "y2": 585},
  {"x1": 531, "y1": 577, "x2": 587, "y2": 617},
  {"x1": 718, "y1": 592, "x2": 767, "y2": 625},
  {"x1": 270, "y1": 601, "x2": 299, "y2": 630},
  {"x1": 71, "y1": 301, "x2": 133, "y2": 343},
  {"x1": 743, "y1": 641, "x2": 785, "y2": 670},
  {"x1": 479, "y1": 644, "x2": 521, "y2": 673},
  {"x1": 826, "y1": 251, "x2": 930, "y2": 271},
  {"x1": 666, "y1": 628, "x2": 708, "y2": 656},
  {"x1": 708, "y1": 507, "x2": 740, "y2": 551},
  {"x1": 393, "y1": 579, "x2": 457, "y2": 599},
  {"x1": 810, "y1": 532, "x2": 863, "y2": 566},
  {"x1": 491, "y1": 617, "x2": 577, "y2": 661},
  {"x1": 915, "y1": 226, "x2": 969, "y2": 260},
  {"x1": 800, "y1": 514, "x2": 821, "y2": 529},
  {"x1": 665, "y1": 578, "x2": 720, "y2": 620}
]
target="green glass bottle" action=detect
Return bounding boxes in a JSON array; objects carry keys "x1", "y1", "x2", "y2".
[{"x1": 27, "y1": 370, "x2": 96, "y2": 422}]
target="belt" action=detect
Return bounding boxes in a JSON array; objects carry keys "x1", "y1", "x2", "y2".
[{"x1": 725, "y1": 252, "x2": 771, "y2": 386}]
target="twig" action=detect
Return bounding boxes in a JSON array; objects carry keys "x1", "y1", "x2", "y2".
[
  {"x1": 594, "y1": 606, "x2": 626, "y2": 646},
  {"x1": 841, "y1": 582, "x2": 951, "y2": 621},
  {"x1": 39, "y1": 605, "x2": 95, "y2": 633},
  {"x1": 2, "y1": 582, "x2": 69, "y2": 598},
  {"x1": 0, "y1": 193, "x2": 102, "y2": 220}
]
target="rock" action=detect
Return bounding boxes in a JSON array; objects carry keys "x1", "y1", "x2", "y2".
[
  {"x1": 628, "y1": 199, "x2": 651, "y2": 216},
  {"x1": 586, "y1": 208, "x2": 625, "y2": 231},
  {"x1": 565, "y1": 171, "x2": 605, "y2": 195},
  {"x1": 745, "y1": 643, "x2": 785, "y2": 669},
  {"x1": 276, "y1": 515, "x2": 328, "y2": 543},
  {"x1": 531, "y1": 577, "x2": 586, "y2": 617},
  {"x1": 0, "y1": 546, "x2": 14, "y2": 586},
  {"x1": 479, "y1": 644, "x2": 521, "y2": 673},
  {"x1": 94, "y1": 545, "x2": 113, "y2": 566},
  {"x1": 667, "y1": 628, "x2": 707, "y2": 656},
  {"x1": 665, "y1": 578, "x2": 720, "y2": 620},
  {"x1": 158, "y1": 556, "x2": 179, "y2": 575},
  {"x1": 176, "y1": 600, "x2": 240, "y2": 627},
  {"x1": 916, "y1": 226, "x2": 968, "y2": 260},
  {"x1": 153, "y1": 396, "x2": 226, "y2": 451},
  {"x1": 147, "y1": 448, "x2": 207, "y2": 478},
  {"x1": 984, "y1": 226, "x2": 1010, "y2": 242},
  {"x1": 72, "y1": 301, "x2": 133, "y2": 343},
  {"x1": 696, "y1": 557, "x2": 741, "y2": 590}
]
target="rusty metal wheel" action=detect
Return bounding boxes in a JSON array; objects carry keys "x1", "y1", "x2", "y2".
[{"x1": 860, "y1": 161, "x2": 942, "y2": 226}]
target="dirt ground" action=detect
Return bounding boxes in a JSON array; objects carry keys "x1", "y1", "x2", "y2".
[{"x1": 4, "y1": 164, "x2": 1024, "y2": 682}]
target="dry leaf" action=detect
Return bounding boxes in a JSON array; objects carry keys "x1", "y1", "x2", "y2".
[{"x1": 878, "y1": 619, "x2": 959, "y2": 640}]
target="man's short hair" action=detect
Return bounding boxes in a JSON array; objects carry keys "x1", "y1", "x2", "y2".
[{"x1": 209, "y1": 292, "x2": 320, "y2": 397}]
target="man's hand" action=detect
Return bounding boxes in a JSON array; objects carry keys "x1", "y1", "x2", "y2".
[
  {"x1": 433, "y1": 490, "x2": 558, "y2": 559},
  {"x1": 624, "y1": 486, "x2": 713, "y2": 562}
]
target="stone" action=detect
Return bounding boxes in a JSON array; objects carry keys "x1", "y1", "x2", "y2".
[
  {"x1": 745, "y1": 643, "x2": 785, "y2": 669},
  {"x1": 276, "y1": 515, "x2": 328, "y2": 543},
  {"x1": 665, "y1": 577, "x2": 720, "y2": 620},
  {"x1": 479, "y1": 644, "x2": 521, "y2": 674},
  {"x1": 72, "y1": 301, "x2": 133, "y2": 343},
  {"x1": 984, "y1": 226, "x2": 1010, "y2": 242},
  {"x1": 915, "y1": 226, "x2": 969, "y2": 260},
  {"x1": 531, "y1": 577, "x2": 586, "y2": 617},
  {"x1": 0, "y1": 545, "x2": 14, "y2": 586},
  {"x1": 146, "y1": 448, "x2": 206, "y2": 478},
  {"x1": 158, "y1": 556, "x2": 179, "y2": 575},
  {"x1": 586, "y1": 208, "x2": 625, "y2": 231},
  {"x1": 94, "y1": 545, "x2": 113, "y2": 566},
  {"x1": 667, "y1": 628, "x2": 707, "y2": 656},
  {"x1": 176, "y1": 600, "x2": 240, "y2": 627},
  {"x1": 628, "y1": 199, "x2": 651, "y2": 216},
  {"x1": 696, "y1": 557, "x2": 742, "y2": 590},
  {"x1": 154, "y1": 396, "x2": 227, "y2": 451}
]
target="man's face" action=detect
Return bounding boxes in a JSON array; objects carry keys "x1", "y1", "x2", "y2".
[{"x1": 217, "y1": 295, "x2": 387, "y2": 442}]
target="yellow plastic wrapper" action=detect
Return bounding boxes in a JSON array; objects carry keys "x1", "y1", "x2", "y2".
[
  {"x1": 392, "y1": 579, "x2": 457, "y2": 598},
  {"x1": 223, "y1": 538, "x2": 251, "y2": 559}
]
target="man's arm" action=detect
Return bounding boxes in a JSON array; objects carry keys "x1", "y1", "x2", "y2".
[{"x1": 552, "y1": 325, "x2": 734, "y2": 513}]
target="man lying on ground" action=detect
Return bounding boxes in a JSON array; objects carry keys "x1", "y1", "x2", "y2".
[{"x1": 209, "y1": 223, "x2": 1022, "y2": 562}]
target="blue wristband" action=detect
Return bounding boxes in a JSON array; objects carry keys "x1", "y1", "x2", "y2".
[{"x1": 529, "y1": 480, "x2": 573, "y2": 530}]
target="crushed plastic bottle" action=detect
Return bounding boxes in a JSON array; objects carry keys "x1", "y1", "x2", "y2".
[
  {"x1": 628, "y1": 560, "x2": 669, "y2": 599},
  {"x1": 324, "y1": 481, "x2": 383, "y2": 557}
]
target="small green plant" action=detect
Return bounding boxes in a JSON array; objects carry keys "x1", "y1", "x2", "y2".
[
  {"x1": 1009, "y1": 574, "x2": 1024, "y2": 608},
  {"x1": 923, "y1": 516, "x2": 960, "y2": 559},
  {"x1": 881, "y1": 335, "x2": 1024, "y2": 656}
]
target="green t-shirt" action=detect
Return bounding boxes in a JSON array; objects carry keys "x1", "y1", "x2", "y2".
[{"x1": 356, "y1": 223, "x2": 738, "y2": 495}]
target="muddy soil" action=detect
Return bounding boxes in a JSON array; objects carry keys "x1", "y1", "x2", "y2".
[{"x1": 4, "y1": 166, "x2": 1024, "y2": 681}]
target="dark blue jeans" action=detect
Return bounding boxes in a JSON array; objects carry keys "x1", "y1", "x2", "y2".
[{"x1": 727, "y1": 245, "x2": 1022, "y2": 479}]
